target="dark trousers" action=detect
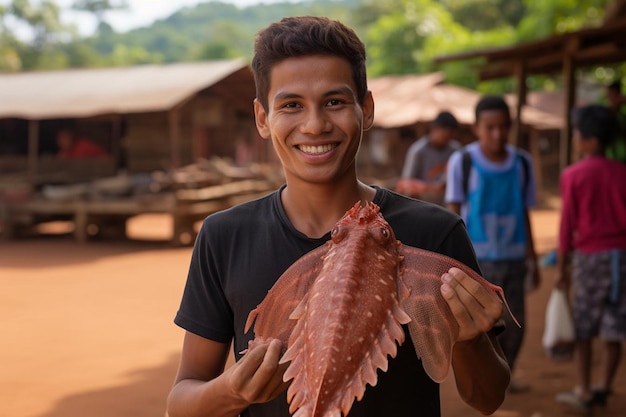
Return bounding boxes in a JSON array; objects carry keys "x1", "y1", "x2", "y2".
[{"x1": 478, "y1": 259, "x2": 527, "y2": 371}]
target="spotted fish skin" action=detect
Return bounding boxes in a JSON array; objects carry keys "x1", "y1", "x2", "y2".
[
  {"x1": 244, "y1": 201, "x2": 516, "y2": 417},
  {"x1": 279, "y1": 202, "x2": 410, "y2": 417}
]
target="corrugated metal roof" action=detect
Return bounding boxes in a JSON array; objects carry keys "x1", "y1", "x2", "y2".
[
  {"x1": 0, "y1": 59, "x2": 248, "y2": 120},
  {"x1": 370, "y1": 73, "x2": 563, "y2": 130}
]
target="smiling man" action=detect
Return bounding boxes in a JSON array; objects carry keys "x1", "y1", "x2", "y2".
[{"x1": 167, "y1": 16, "x2": 510, "y2": 417}]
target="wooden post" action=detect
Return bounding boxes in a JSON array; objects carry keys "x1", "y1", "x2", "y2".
[
  {"x1": 169, "y1": 107, "x2": 181, "y2": 169},
  {"x1": 512, "y1": 60, "x2": 527, "y2": 147},
  {"x1": 74, "y1": 205, "x2": 88, "y2": 243},
  {"x1": 529, "y1": 129, "x2": 543, "y2": 202},
  {"x1": 560, "y1": 38, "x2": 578, "y2": 172},
  {"x1": 111, "y1": 114, "x2": 122, "y2": 171},
  {"x1": 27, "y1": 120, "x2": 39, "y2": 185}
]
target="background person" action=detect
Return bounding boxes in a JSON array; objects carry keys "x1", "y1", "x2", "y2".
[
  {"x1": 445, "y1": 95, "x2": 540, "y2": 393},
  {"x1": 396, "y1": 111, "x2": 460, "y2": 205},
  {"x1": 56, "y1": 128, "x2": 107, "y2": 158},
  {"x1": 554, "y1": 104, "x2": 626, "y2": 412}
]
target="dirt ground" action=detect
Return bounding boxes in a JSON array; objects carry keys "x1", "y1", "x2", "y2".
[{"x1": 1, "y1": 207, "x2": 625, "y2": 417}]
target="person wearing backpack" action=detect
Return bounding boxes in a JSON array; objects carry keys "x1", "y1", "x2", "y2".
[{"x1": 445, "y1": 95, "x2": 540, "y2": 393}]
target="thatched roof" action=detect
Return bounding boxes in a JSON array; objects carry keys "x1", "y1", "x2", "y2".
[
  {"x1": 370, "y1": 73, "x2": 563, "y2": 130},
  {"x1": 0, "y1": 59, "x2": 249, "y2": 120}
]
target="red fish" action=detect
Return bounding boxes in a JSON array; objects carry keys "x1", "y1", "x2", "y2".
[{"x1": 245, "y1": 201, "x2": 516, "y2": 417}]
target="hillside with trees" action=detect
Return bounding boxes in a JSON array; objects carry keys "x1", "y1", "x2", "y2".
[{"x1": 0, "y1": 0, "x2": 622, "y2": 91}]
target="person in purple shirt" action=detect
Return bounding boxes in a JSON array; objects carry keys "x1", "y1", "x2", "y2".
[{"x1": 555, "y1": 104, "x2": 626, "y2": 412}]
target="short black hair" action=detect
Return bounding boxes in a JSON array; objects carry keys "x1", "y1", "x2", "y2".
[
  {"x1": 251, "y1": 16, "x2": 367, "y2": 111},
  {"x1": 431, "y1": 111, "x2": 458, "y2": 129},
  {"x1": 475, "y1": 95, "x2": 511, "y2": 122},
  {"x1": 571, "y1": 104, "x2": 618, "y2": 149}
]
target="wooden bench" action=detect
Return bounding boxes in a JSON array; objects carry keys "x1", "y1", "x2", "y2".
[{"x1": 0, "y1": 179, "x2": 274, "y2": 246}]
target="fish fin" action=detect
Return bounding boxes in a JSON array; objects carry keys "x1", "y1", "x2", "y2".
[
  {"x1": 397, "y1": 244, "x2": 510, "y2": 383},
  {"x1": 244, "y1": 243, "x2": 328, "y2": 347}
]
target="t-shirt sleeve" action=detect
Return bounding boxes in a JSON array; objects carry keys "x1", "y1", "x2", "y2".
[
  {"x1": 174, "y1": 221, "x2": 234, "y2": 343},
  {"x1": 444, "y1": 150, "x2": 465, "y2": 204},
  {"x1": 436, "y1": 217, "x2": 481, "y2": 274}
]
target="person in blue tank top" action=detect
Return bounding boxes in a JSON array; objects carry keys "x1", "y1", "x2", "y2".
[{"x1": 445, "y1": 95, "x2": 541, "y2": 393}]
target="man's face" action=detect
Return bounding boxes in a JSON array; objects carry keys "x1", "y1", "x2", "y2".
[
  {"x1": 254, "y1": 55, "x2": 374, "y2": 186},
  {"x1": 473, "y1": 110, "x2": 511, "y2": 158},
  {"x1": 429, "y1": 127, "x2": 455, "y2": 148}
]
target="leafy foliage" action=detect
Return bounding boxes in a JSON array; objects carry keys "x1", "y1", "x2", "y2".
[
  {"x1": 440, "y1": 0, "x2": 526, "y2": 31},
  {"x1": 0, "y1": 0, "x2": 621, "y2": 92}
]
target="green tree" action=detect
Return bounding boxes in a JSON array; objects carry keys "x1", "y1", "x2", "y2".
[
  {"x1": 441, "y1": 0, "x2": 526, "y2": 31},
  {"x1": 62, "y1": 41, "x2": 102, "y2": 67},
  {"x1": 517, "y1": 0, "x2": 610, "y2": 42},
  {"x1": 195, "y1": 20, "x2": 248, "y2": 60},
  {"x1": 363, "y1": 0, "x2": 470, "y2": 76},
  {"x1": 9, "y1": 0, "x2": 65, "y2": 49},
  {"x1": 196, "y1": 41, "x2": 240, "y2": 60},
  {"x1": 0, "y1": 0, "x2": 620, "y2": 87},
  {"x1": 5, "y1": 0, "x2": 75, "y2": 70},
  {"x1": 72, "y1": 0, "x2": 128, "y2": 33},
  {"x1": 0, "y1": 3, "x2": 22, "y2": 71},
  {"x1": 361, "y1": 0, "x2": 617, "y2": 92},
  {"x1": 107, "y1": 43, "x2": 163, "y2": 66}
]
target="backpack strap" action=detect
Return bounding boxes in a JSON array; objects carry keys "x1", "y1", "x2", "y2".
[
  {"x1": 461, "y1": 148, "x2": 530, "y2": 198},
  {"x1": 516, "y1": 151, "x2": 530, "y2": 198},
  {"x1": 461, "y1": 149, "x2": 472, "y2": 197}
]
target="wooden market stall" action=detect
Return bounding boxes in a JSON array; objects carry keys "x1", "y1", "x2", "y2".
[{"x1": 0, "y1": 59, "x2": 280, "y2": 245}]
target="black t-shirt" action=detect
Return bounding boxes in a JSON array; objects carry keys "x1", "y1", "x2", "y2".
[{"x1": 175, "y1": 186, "x2": 480, "y2": 417}]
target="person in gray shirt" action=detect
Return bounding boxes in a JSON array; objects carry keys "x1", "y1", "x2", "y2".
[{"x1": 396, "y1": 111, "x2": 460, "y2": 205}]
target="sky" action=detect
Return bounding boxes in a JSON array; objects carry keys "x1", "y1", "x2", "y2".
[
  {"x1": 69, "y1": 0, "x2": 217, "y2": 33},
  {"x1": 64, "y1": 0, "x2": 263, "y2": 33},
  {"x1": 2, "y1": 0, "x2": 279, "y2": 36}
]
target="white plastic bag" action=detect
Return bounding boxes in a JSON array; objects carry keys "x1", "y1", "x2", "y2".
[{"x1": 542, "y1": 288, "x2": 575, "y2": 361}]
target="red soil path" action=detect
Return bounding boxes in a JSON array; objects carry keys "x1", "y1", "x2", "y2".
[{"x1": 1, "y1": 208, "x2": 624, "y2": 417}]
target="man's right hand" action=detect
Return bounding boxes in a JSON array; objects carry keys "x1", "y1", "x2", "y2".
[
  {"x1": 226, "y1": 339, "x2": 290, "y2": 406},
  {"x1": 167, "y1": 334, "x2": 289, "y2": 417}
]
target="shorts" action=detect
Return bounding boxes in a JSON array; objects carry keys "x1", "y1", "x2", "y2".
[{"x1": 572, "y1": 249, "x2": 626, "y2": 341}]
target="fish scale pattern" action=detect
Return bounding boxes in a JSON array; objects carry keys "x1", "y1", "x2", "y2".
[{"x1": 245, "y1": 201, "x2": 516, "y2": 417}]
